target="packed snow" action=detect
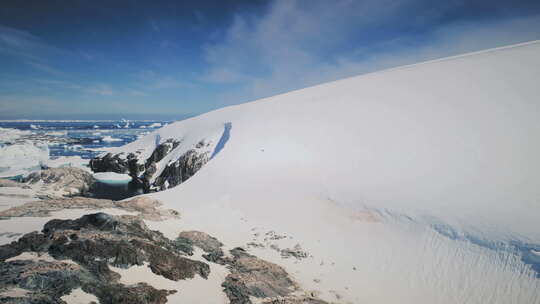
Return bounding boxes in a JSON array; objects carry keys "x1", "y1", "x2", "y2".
[{"x1": 98, "y1": 40, "x2": 540, "y2": 303}]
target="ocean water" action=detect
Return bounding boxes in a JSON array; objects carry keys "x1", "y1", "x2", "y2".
[{"x1": 0, "y1": 120, "x2": 169, "y2": 179}]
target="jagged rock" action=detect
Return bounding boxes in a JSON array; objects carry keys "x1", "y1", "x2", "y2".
[
  {"x1": 154, "y1": 149, "x2": 210, "y2": 191},
  {"x1": 176, "y1": 231, "x2": 328, "y2": 304},
  {"x1": 23, "y1": 167, "x2": 96, "y2": 197},
  {"x1": 89, "y1": 137, "x2": 210, "y2": 193},
  {"x1": 0, "y1": 259, "x2": 84, "y2": 303},
  {"x1": 178, "y1": 231, "x2": 225, "y2": 263},
  {"x1": 0, "y1": 196, "x2": 179, "y2": 221},
  {"x1": 0, "y1": 259, "x2": 174, "y2": 304},
  {"x1": 128, "y1": 153, "x2": 146, "y2": 177},
  {"x1": 0, "y1": 213, "x2": 327, "y2": 304},
  {"x1": 145, "y1": 139, "x2": 181, "y2": 170},
  {"x1": 178, "y1": 231, "x2": 223, "y2": 256},
  {"x1": 0, "y1": 213, "x2": 209, "y2": 304},
  {"x1": 222, "y1": 247, "x2": 297, "y2": 303},
  {"x1": 90, "y1": 152, "x2": 129, "y2": 174},
  {"x1": 280, "y1": 244, "x2": 310, "y2": 260}
]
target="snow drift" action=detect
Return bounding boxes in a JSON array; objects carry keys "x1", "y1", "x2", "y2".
[{"x1": 100, "y1": 41, "x2": 540, "y2": 303}]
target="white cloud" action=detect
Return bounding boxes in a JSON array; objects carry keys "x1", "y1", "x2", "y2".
[
  {"x1": 201, "y1": 0, "x2": 540, "y2": 106},
  {"x1": 0, "y1": 25, "x2": 66, "y2": 71}
]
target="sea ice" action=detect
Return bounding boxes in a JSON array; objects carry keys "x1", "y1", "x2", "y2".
[
  {"x1": 93, "y1": 172, "x2": 132, "y2": 184},
  {"x1": 101, "y1": 136, "x2": 122, "y2": 142}
]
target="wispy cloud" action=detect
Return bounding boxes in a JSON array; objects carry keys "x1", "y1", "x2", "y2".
[
  {"x1": 201, "y1": 0, "x2": 540, "y2": 105},
  {"x1": 88, "y1": 84, "x2": 113, "y2": 96},
  {"x1": 0, "y1": 25, "x2": 67, "y2": 75},
  {"x1": 25, "y1": 61, "x2": 66, "y2": 76}
]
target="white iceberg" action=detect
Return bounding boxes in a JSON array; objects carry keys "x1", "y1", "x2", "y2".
[
  {"x1": 0, "y1": 127, "x2": 31, "y2": 144},
  {"x1": 0, "y1": 143, "x2": 49, "y2": 178},
  {"x1": 101, "y1": 136, "x2": 122, "y2": 142},
  {"x1": 44, "y1": 156, "x2": 90, "y2": 171}
]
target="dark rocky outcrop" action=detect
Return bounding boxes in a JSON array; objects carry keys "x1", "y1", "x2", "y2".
[
  {"x1": 221, "y1": 247, "x2": 296, "y2": 303},
  {"x1": 0, "y1": 210, "x2": 328, "y2": 304},
  {"x1": 89, "y1": 137, "x2": 211, "y2": 193},
  {"x1": 178, "y1": 231, "x2": 224, "y2": 263},
  {"x1": 90, "y1": 153, "x2": 130, "y2": 174},
  {"x1": 0, "y1": 213, "x2": 209, "y2": 304},
  {"x1": 178, "y1": 231, "x2": 329, "y2": 304},
  {"x1": 144, "y1": 139, "x2": 181, "y2": 170},
  {"x1": 153, "y1": 148, "x2": 210, "y2": 191},
  {"x1": 0, "y1": 259, "x2": 174, "y2": 304}
]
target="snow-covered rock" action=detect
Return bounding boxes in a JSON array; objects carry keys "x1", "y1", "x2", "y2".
[
  {"x1": 24, "y1": 167, "x2": 96, "y2": 197},
  {"x1": 90, "y1": 127, "x2": 225, "y2": 191}
]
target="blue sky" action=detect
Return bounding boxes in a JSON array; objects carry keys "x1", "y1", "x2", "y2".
[{"x1": 1, "y1": 0, "x2": 540, "y2": 120}]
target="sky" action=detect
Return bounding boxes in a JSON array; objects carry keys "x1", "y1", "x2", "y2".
[{"x1": 1, "y1": 0, "x2": 540, "y2": 120}]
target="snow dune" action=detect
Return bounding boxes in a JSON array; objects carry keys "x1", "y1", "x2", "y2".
[{"x1": 117, "y1": 41, "x2": 540, "y2": 303}]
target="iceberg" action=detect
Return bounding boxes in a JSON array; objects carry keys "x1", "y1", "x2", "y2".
[
  {"x1": 0, "y1": 127, "x2": 31, "y2": 144},
  {"x1": 0, "y1": 143, "x2": 49, "y2": 178},
  {"x1": 101, "y1": 135, "x2": 122, "y2": 142}
]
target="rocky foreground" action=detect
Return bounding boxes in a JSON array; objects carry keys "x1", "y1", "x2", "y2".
[{"x1": 0, "y1": 178, "x2": 327, "y2": 304}]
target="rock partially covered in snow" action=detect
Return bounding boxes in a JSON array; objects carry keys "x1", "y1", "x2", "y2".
[
  {"x1": 90, "y1": 130, "x2": 222, "y2": 193},
  {"x1": 153, "y1": 146, "x2": 211, "y2": 191},
  {"x1": 0, "y1": 213, "x2": 205, "y2": 303},
  {"x1": 90, "y1": 152, "x2": 130, "y2": 173},
  {"x1": 24, "y1": 167, "x2": 96, "y2": 197}
]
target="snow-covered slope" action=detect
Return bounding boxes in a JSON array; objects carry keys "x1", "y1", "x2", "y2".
[{"x1": 120, "y1": 41, "x2": 540, "y2": 303}]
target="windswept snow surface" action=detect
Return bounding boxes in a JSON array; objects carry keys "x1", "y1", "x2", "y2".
[{"x1": 115, "y1": 41, "x2": 540, "y2": 303}]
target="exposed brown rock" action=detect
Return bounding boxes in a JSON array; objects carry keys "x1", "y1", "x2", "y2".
[{"x1": 0, "y1": 196, "x2": 179, "y2": 221}]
